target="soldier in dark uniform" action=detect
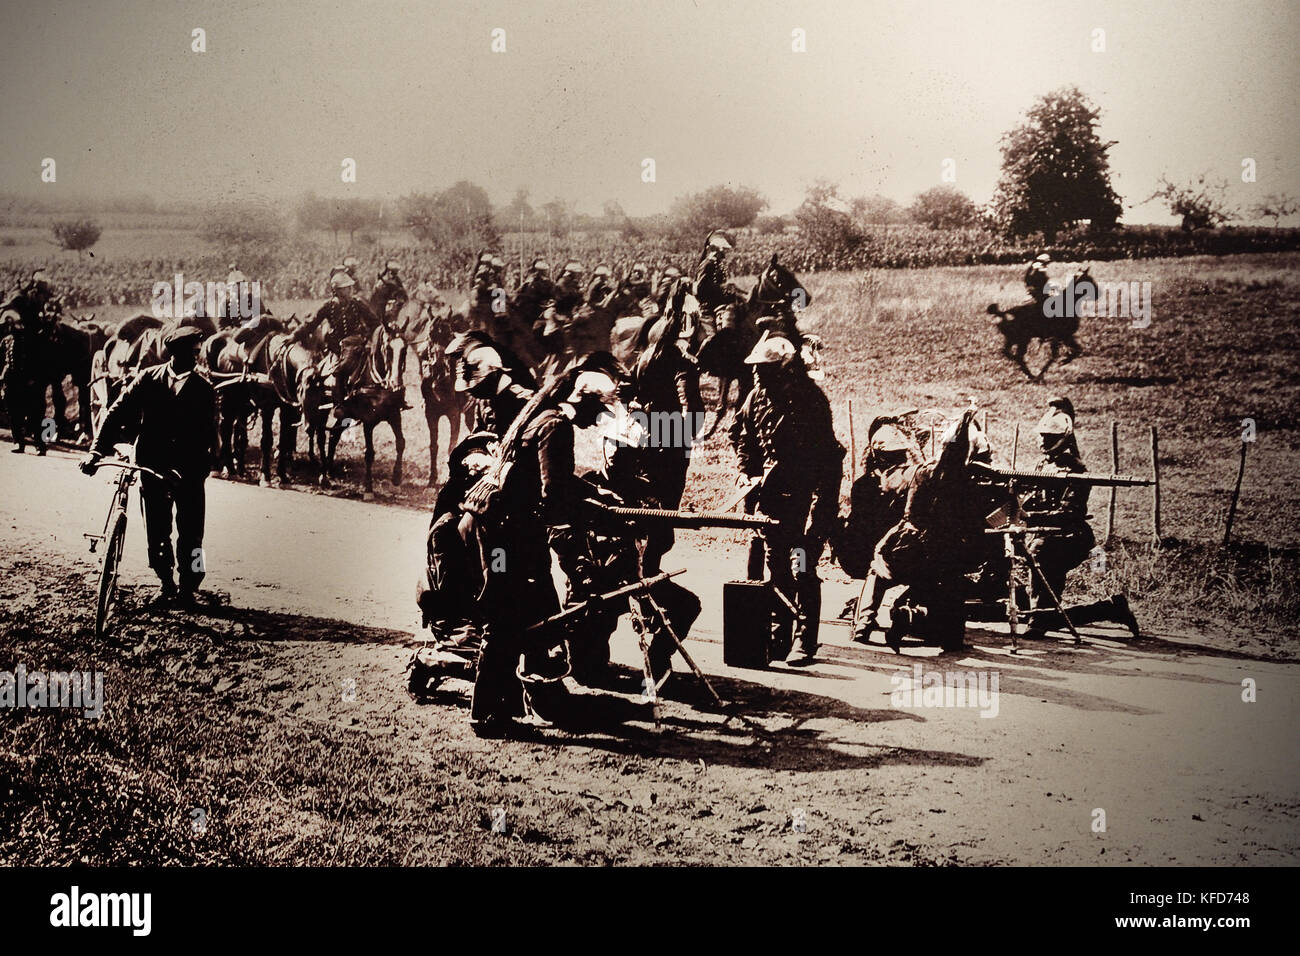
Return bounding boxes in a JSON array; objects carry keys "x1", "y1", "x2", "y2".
[
  {"x1": 607, "y1": 261, "x2": 653, "y2": 317},
  {"x1": 461, "y1": 368, "x2": 621, "y2": 734},
  {"x1": 369, "y1": 260, "x2": 408, "y2": 324},
  {"x1": 585, "y1": 264, "x2": 615, "y2": 308},
  {"x1": 449, "y1": 332, "x2": 537, "y2": 436},
  {"x1": 300, "y1": 272, "x2": 380, "y2": 407},
  {"x1": 510, "y1": 258, "x2": 554, "y2": 331},
  {"x1": 694, "y1": 230, "x2": 739, "y2": 316},
  {"x1": 1, "y1": 313, "x2": 47, "y2": 455},
  {"x1": 729, "y1": 333, "x2": 844, "y2": 665},
  {"x1": 81, "y1": 326, "x2": 218, "y2": 607},
  {"x1": 1022, "y1": 398, "x2": 1139, "y2": 638},
  {"x1": 1024, "y1": 253, "x2": 1051, "y2": 305}
]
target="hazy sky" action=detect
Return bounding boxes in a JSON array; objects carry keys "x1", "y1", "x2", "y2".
[{"x1": 1, "y1": 0, "x2": 1296, "y2": 221}]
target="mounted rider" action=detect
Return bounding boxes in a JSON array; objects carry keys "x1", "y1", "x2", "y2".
[
  {"x1": 369, "y1": 259, "x2": 408, "y2": 325},
  {"x1": 2, "y1": 269, "x2": 62, "y2": 342},
  {"x1": 694, "y1": 229, "x2": 742, "y2": 316},
  {"x1": 1024, "y1": 253, "x2": 1051, "y2": 305},
  {"x1": 299, "y1": 271, "x2": 382, "y2": 409}
]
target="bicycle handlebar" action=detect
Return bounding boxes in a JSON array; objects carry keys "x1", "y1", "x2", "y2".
[{"x1": 94, "y1": 459, "x2": 180, "y2": 484}]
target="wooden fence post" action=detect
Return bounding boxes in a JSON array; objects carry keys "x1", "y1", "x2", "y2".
[
  {"x1": 1149, "y1": 425, "x2": 1162, "y2": 546},
  {"x1": 1105, "y1": 420, "x2": 1119, "y2": 546},
  {"x1": 1223, "y1": 440, "x2": 1249, "y2": 548},
  {"x1": 847, "y1": 398, "x2": 857, "y2": 482}
]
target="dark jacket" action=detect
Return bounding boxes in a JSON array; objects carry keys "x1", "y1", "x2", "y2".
[{"x1": 92, "y1": 364, "x2": 218, "y2": 479}]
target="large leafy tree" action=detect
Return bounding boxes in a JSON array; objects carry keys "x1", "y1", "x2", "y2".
[
  {"x1": 669, "y1": 184, "x2": 768, "y2": 238},
  {"x1": 992, "y1": 87, "x2": 1122, "y2": 240}
]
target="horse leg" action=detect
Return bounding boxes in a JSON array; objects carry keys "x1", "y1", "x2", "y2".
[
  {"x1": 217, "y1": 397, "x2": 234, "y2": 477},
  {"x1": 259, "y1": 402, "x2": 274, "y2": 487},
  {"x1": 363, "y1": 423, "x2": 376, "y2": 498},
  {"x1": 278, "y1": 408, "x2": 297, "y2": 484},
  {"x1": 391, "y1": 409, "x2": 404, "y2": 487},
  {"x1": 50, "y1": 376, "x2": 73, "y2": 439},
  {"x1": 76, "y1": 379, "x2": 92, "y2": 442},
  {"x1": 320, "y1": 424, "x2": 340, "y2": 489}
]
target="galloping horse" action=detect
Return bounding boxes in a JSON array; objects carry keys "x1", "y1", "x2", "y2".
[
  {"x1": 394, "y1": 295, "x2": 465, "y2": 487},
  {"x1": 319, "y1": 323, "x2": 408, "y2": 497},
  {"x1": 987, "y1": 267, "x2": 1095, "y2": 379}
]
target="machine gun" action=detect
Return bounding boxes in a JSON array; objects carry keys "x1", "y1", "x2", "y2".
[
  {"x1": 583, "y1": 499, "x2": 780, "y2": 531},
  {"x1": 971, "y1": 462, "x2": 1154, "y2": 489}
]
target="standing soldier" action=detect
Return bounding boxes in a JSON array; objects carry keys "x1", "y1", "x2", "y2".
[
  {"x1": 1, "y1": 313, "x2": 47, "y2": 455},
  {"x1": 80, "y1": 326, "x2": 218, "y2": 607},
  {"x1": 460, "y1": 366, "x2": 622, "y2": 734},
  {"x1": 729, "y1": 334, "x2": 844, "y2": 665},
  {"x1": 1022, "y1": 398, "x2": 1140, "y2": 638},
  {"x1": 450, "y1": 332, "x2": 537, "y2": 436}
]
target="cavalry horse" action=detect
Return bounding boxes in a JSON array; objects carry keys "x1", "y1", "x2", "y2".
[
  {"x1": 22, "y1": 316, "x2": 107, "y2": 442},
  {"x1": 319, "y1": 322, "x2": 409, "y2": 497},
  {"x1": 694, "y1": 253, "x2": 811, "y2": 436},
  {"x1": 201, "y1": 316, "x2": 325, "y2": 485},
  {"x1": 393, "y1": 295, "x2": 465, "y2": 487},
  {"x1": 987, "y1": 267, "x2": 1096, "y2": 379}
]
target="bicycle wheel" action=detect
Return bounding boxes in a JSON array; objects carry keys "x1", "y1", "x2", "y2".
[{"x1": 95, "y1": 511, "x2": 127, "y2": 638}]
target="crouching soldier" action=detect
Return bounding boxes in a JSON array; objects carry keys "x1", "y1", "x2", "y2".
[
  {"x1": 729, "y1": 333, "x2": 844, "y2": 666},
  {"x1": 80, "y1": 325, "x2": 217, "y2": 607}
]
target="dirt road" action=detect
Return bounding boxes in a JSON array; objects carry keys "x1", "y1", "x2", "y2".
[{"x1": 2, "y1": 446, "x2": 1297, "y2": 865}]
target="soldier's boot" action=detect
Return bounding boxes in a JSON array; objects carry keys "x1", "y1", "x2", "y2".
[
  {"x1": 852, "y1": 573, "x2": 888, "y2": 644},
  {"x1": 785, "y1": 574, "x2": 821, "y2": 666}
]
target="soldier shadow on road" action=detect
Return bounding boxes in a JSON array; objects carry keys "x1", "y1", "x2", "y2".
[
  {"x1": 155, "y1": 598, "x2": 984, "y2": 774},
  {"x1": 812, "y1": 619, "x2": 1255, "y2": 717},
  {"x1": 517, "y1": 665, "x2": 987, "y2": 774}
]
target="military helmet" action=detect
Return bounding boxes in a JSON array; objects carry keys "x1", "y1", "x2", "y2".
[
  {"x1": 454, "y1": 344, "x2": 505, "y2": 393},
  {"x1": 1037, "y1": 408, "x2": 1074, "y2": 436},
  {"x1": 743, "y1": 332, "x2": 797, "y2": 366},
  {"x1": 329, "y1": 272, "x2": 356, "y2": 290},
  {"x1": 565, "y1": 369, "x2": 619, "y2": 406}
]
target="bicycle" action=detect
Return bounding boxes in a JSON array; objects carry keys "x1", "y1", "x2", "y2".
[{"x1": 83, "y1": 457, "x2": 177, "y2": 638}]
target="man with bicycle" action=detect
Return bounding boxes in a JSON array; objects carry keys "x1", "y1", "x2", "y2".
[{"x1": 80, "y1": 325, "x2": 217, "y2": 608}]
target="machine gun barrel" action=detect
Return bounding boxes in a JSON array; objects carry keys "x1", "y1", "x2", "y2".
[
  {"x1": 584, "y1": 500, "x2": 780, "y2": 530},
  {"x1": 971, "y1": 462, "x2": 1154, "y2": 488},
  {"x1": 526, "y1": 568, "x2": 686, "y2": 633}
]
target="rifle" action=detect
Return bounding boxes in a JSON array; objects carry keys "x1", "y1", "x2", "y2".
[
  {"x1": 584, "y1": 499, "x2": 779, "y2": 531},
  {"x1": 971, "y1": 462, "x2": 1154, "y2": 488},
  {"x1": 525, "y1": 568, "x2": 686, "y2": 633}
]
